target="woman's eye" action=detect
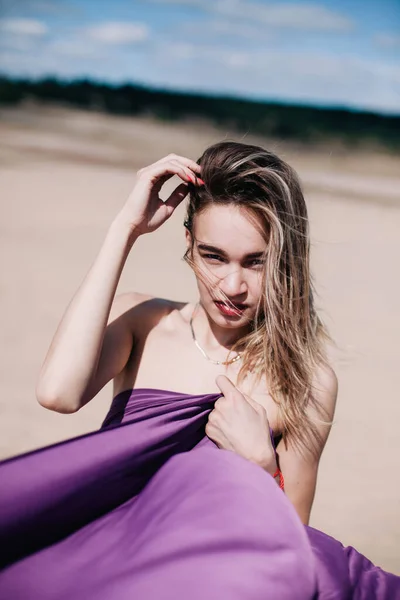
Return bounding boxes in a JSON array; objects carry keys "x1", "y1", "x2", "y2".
[
  {"x1": 203, "y1": 253, "x2": 224, "y2": 262},
  {"x1": 248, "y1": 259, "x2": 265, "y2": 268},
  {"x1": 200, "y1": 254, "x2": 264, "y2": 267}
]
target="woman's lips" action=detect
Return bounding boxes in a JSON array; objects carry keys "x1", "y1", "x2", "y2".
[{"x1": 214, "y1": 301, "x2": 247, "y2": 317}]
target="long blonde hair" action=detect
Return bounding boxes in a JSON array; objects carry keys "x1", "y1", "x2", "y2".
[{"x1": 184, "y1": 141, "x2": 330, "y2": 455}]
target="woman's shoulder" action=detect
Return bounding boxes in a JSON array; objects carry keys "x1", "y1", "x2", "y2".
[
  {"x1": 310, "y1": 361, "x2": 338, "y2": 420},
  {"x1": 313, "y1": 362, "x2": 338, "y2": 396},
  {"x1": 111, "y1": 291, "x2": 192, "y2": 337}
]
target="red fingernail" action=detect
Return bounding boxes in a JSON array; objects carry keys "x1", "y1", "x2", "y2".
[{"x1": 197, "y1": 178, "x2": 205, "y2": 185}]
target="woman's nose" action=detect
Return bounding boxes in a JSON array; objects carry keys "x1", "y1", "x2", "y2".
[{"x1": 220, "y1": 268, "x2": 247, "y2": 296}]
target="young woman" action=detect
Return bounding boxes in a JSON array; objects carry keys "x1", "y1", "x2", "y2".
[
  {"x1": 0, "y1": 143, "x2": 398, "y2": 599},
  {"x1": 37, "y1": 142, "x2": 337, "y2": 524}
]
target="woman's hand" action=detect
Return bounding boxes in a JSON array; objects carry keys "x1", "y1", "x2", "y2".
[
  {"x1": 206, "y1": 375, "x2": 277, "y2": 475},
  {"x1": 117, "y1": 154, "x2": 203, "y2": 237}
]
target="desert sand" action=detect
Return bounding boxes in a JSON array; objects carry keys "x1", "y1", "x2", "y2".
[{"x1": 1, "y1": 104, "x2": 399, "y2": 573}]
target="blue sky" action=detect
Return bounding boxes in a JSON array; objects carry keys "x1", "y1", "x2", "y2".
[{"x1": 0, "y1": 0, "x2": 399, "y2": 114}]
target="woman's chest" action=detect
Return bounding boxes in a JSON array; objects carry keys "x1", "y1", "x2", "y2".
[{"x1": 117, "y1": 324, "x2": 282, "y2": 433}]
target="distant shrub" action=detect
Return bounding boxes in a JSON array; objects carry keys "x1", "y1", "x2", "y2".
[{"x1": 0, "y1": 75, "x2": 398, "y2": 150}]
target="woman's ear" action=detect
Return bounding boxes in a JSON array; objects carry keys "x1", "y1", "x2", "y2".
[{"x1": 185, "y1": 227, "x2": 192, "y2": 250}]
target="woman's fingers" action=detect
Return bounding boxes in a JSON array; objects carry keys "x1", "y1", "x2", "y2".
[
  {"x1": 122, "y1": 153, "x2": 203, "y2": 236},
  {"x1": 156, "y1": 155, "x2": 203, "y2": 185},
  {"x1": 164, "y1": 183, "x2": 190, "y2": 211},
  {"x1": 215, "y1": 374, "x2": 232, "y2": 395},
  {"x1": 157, "y1": 153, "x2": 202, "y2": 174},
  {"x1": 205, "y1": 418, "x2": 232, "y2": 450},
  {"x1": 137, "y1": 162, "x2": 191, "y2": 186},
  {"x1": 169, "y1": 159, "x2": 200, "y2": 185},
  {"x1": 216, "y1": 375, "x2": 265, "y2": 415},
  {"x1": 138, "y1": 159, "x2": 201, "y2": 188},
  {"x1": 215, "y1": 375, "x2": 242, "y2": 400}
]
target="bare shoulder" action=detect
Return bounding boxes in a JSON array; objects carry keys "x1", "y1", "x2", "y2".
[
  {"x1": 110, "y1": 291, "x2": 189, "y2": 339},
  {"x1": 313, "y1": 362, "x2": 338, "y2": 398},
  {"x1": 311, "y1": 362, "x2": 338, "y2": 420}
]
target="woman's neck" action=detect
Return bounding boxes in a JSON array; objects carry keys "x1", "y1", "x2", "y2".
[{"x1": 193, "y1": 302, "x2": 250, "y2": 353}]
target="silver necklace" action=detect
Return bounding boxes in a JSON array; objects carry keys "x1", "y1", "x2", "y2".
[{"x1": 189, "y1": 303, "x2": 242, "y2": 366}]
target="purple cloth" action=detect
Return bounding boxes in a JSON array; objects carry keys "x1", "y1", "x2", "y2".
[{"x1": 0, "y1": 388, "x2": 398, "y2": 599}]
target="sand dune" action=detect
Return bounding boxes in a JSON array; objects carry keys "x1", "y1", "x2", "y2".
[{"x1": 1, "y1": 105, "x2": 399, "y2": 573}]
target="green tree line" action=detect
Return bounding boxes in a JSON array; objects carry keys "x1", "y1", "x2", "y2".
[{"x1": 0, "y1": 76, "x2": 399, "y2": 150}]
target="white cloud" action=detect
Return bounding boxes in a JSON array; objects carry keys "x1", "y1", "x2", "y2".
[
  {"x1": 166, "y1": 42, "x2": 197, "y2": 60},
  {"x1": 150, "y1": 0, "x2": 353, "y2": 32},
  {"x1": 252, "y1": 3, "x2": 353, "y2": 31},
  {"x1": 223, "y1": 51, "x2": 250, "y2": 68},
  {"x1": 0, "y1": 18, "x2": 48, "y2": 36},
  {"x1": 207, "y1": 19, "x2": 274, "y2": 39},
  {"x1": 85, "y1": 22, "x2": 149, "y2": 45},
  {"x1": 164, "y1": 42, "x2": 251, "y2": 68},
  {"x1": 1, "y1": 13, "x2": 398, "y2": 115},
  {"x1": 0, "y1": 18, "x2": 48, "y2": 52},
  {"x1": 49, "y1": 38, "x2": 102, "y2": 59},
  {"x1": 148, "y1": 42, "x2": 400, "y2": 113},
  {"x1": 374, "y1": 33, "x2": 400, "y2": 49}
]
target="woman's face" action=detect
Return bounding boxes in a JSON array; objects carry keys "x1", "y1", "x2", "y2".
[{"x1": 187, "y1": 204, "x2": 267, "y2": 329}]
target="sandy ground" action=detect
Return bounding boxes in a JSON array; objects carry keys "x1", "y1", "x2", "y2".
[{"x1": 1, "y1": 105, "x2": 399, "y2": 573}]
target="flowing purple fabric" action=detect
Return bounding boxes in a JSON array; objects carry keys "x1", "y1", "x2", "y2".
[{"x1": 0, "y1": 388, "x2": 398, "y2": 599}]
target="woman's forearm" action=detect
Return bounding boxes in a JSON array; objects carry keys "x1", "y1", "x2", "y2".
[{"x1": 36, "y1": 216, "x2": 138, "y2": 412}]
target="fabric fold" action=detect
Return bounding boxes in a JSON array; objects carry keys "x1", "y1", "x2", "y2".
[{"x1": 0, "y1": 388, "x2": 398, "y2": 599}]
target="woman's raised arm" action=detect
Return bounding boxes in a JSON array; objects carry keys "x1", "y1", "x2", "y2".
[{"x1": 36, "y1": 155, "x2": 202, "y2": 413}]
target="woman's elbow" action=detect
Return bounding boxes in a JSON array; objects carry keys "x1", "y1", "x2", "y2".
[{"x1": 35, "y1": 385, "x2": 81, "y2": 414}]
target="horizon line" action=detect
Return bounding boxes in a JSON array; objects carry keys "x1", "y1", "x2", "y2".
[{"x1": 1, "y1": 72, "x2": 399, "y2": 120}]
